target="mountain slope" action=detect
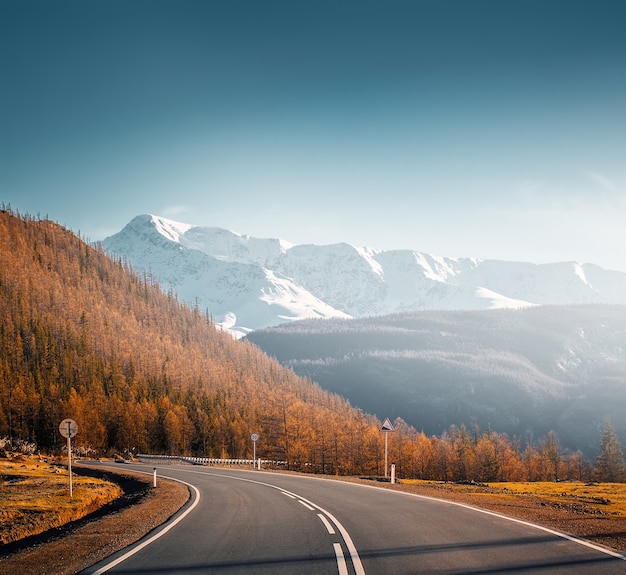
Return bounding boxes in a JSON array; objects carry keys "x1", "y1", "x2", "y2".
[
  {"x1": 0, "y1": 209, "x2": 382, "y2": 471},
  {"x1": 102, "y1": 214, "x2": 626, "y2": 336},
  {"x1": 247, "y1": 306, "x2": 626, "y2": 456},
  {"x1": 102, "y1": 214, "x2": 349, "y2": 337}
]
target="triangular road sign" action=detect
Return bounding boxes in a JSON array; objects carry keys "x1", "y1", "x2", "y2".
[{"x1": 379, "y1": 417, "x2": 395, "y2": 432}]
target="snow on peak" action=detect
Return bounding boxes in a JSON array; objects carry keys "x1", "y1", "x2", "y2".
[
  {"x1": 102, "y1": 214, "x2": 626, "y2": 336},
  {"x1": 149, "y1": 214, "x2": 195, "y2": 243}
]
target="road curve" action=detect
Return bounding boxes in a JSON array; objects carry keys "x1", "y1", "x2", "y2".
[{"x1": 82, "y1": 464, "x2": 626, "y2": 574}]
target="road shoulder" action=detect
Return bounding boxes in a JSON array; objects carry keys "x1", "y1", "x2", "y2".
[{"x1": 0, "y1": 464, "x2": 190, "y2": 575}]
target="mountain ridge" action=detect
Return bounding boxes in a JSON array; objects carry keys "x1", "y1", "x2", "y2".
[
  {"x1": 102, "y1": 214, "x2": 626, "y2": 337},
  {"x1": 246, "y1": 305, "x2": 626, "y2": 456}
]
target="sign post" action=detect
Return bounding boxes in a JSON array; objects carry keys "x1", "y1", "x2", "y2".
[
  {"x1": 59, "y1": 419, "x2": 78, "y2": 497},
  {"x1": 379, "y1": 417, "x2": 395, "y2": 478},
  {"x1": 251, "y1": 433, "x2": 259, "y2": 467}
]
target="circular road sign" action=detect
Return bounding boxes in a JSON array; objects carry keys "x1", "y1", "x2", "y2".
[
  {"x1": 59, "y1": 419, "x2": 78, "y2": 439},
  {"x1": 251, "y1": 433, "x2": 259, "y2": 442}
]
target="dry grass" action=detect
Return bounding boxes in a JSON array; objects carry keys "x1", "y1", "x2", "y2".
[
  {"x1": 0, "y1": 461, "x2": 189, "y2": 575},
  {"x1": 0, "y1": 456, "x2": 122, "y2": 545},
  {"x1": 401, "y1": 479, "x2": 626, "y2": 517},
  {"x1": 486, "y1": 481, "x2": 626, "y2": 514}
]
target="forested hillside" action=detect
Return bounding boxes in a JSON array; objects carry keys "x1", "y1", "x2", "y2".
[
  {"x1": 247, "y1": 306, "x2": 626, "y2": 456},
  {"x1": 4, "y1": 210, "x2": 626, "y2": 481},
  {"x1": 0, "y1": 209, "x2": 383, "y2": 473}
]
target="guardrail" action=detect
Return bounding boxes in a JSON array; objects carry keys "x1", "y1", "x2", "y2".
[{"x1": 137, "y1": 454, "x2": 287, "y2": 468}]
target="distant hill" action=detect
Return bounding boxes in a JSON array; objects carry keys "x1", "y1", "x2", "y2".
[
  {"x1": 102, "y1": 214, "x2": 626, "y2": 337},
  {"x1": 246, "y1": 306, "x2": 626, "y2": 456},
  {"x1": 0, "y1": 209, "x2": 381, "y2": 472}
]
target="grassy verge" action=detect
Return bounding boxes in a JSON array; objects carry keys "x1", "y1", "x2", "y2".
[
  {"x1": 0, "y1": 461, "x2": 189, "y2": 575},
  {"x1": 0, "y1": 456, "x2": 122, "y2": 545},
  {"x1": 401, "y1": 479, "x2": 626, "y2": 517}
]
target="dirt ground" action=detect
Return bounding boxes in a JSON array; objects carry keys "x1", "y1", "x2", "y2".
[{"x1": 2, "y1": 468, "x2": 626, "y2": 575}]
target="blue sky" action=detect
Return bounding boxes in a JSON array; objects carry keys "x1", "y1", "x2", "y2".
[{"x1": 2, "y1": 0, "x2": 626, "y2": 271}]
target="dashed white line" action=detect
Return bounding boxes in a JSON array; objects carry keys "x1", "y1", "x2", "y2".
[
  {"x1": 281, "y1": 491, "x2": 297, "y2": 499},
  {"x1": 114, "y1": 467, "x2": 367, "y2": 575},
  {"x1": 318, "y1": 513, "x2": 336, "y2": 534},
  {"x1": 198, "y1": 470, "x2": 367, "y2": 575},
  {"x1": 334, "y1": 543, "x2": 349, "y2": 575},
  {"x1": 315, "y1": 506, "x2": 366, "y2": 575},
  {"x1": 298, "y1": 499, "x2": 315, "y2": 511}
]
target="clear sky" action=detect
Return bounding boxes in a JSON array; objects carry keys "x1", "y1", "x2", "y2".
[{"x1": 2, "y1": 0, "x2": 625, "y2": 271}]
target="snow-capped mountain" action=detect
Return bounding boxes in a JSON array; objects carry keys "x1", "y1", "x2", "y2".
[{"x1": 102, "y1": 214, "x2": 626, "y2": 337}]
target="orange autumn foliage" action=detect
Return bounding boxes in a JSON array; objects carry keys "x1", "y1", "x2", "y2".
[
  {"x1": 0, "y1": 209, "x2": 382, "y2": 473},
  {"x1": 0, "y1": 208, "x2": 614, "y2": 481}
]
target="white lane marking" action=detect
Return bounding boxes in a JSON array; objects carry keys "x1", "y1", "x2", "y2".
[
  {"x1": 281, "y1": 491, "x2": 297, "y2": 499},
  {"x1": 334, "y1": 543, "x2": 349, "y2": 575},
  {"x1": 180, "y1": 469, "x2": 367, "y2": 575},
  {"x1": 90, "y1": 474, "x2": 200, "y2": 574},
  {"x1": 318, "y1": 513, "x2": 336, "y2": 534},
  {"x1": 298, "y1": 499, "x2": 315, "y2": 511},
  {"x1": 101, "y1": 464, "x2": 626, "y2": 571},
  {"x1": 347, "y1": 480, "x2": 626, "y2": 561},
  {"x1": 230, "y1": 467, "x2": 626, "y2": 563},
  {"x1": 311, "y1": 505, "x2": 366, "y2": 575}
]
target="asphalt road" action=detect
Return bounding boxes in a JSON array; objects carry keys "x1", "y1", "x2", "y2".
[{"x1": 82, "y1": 464, "x2": 626, "y2": 574}]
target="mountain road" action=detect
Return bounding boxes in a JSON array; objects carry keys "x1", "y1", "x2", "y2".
[{"x1": 81, "y1": 464, "x2": 626, "y2": 574}]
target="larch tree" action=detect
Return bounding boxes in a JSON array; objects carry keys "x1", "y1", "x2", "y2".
[
  {"x1": 595, "y1": 421, "x2": 625, "y2": 482},
  {"x1": 542, "y1": 431, "x2": 561, "y2": 481}
]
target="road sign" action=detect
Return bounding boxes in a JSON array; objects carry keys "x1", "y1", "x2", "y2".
[
  {"x1": 59, "y1": 419, "x2": 78, "y2": 498},
  {"x1": 59, "y1": 419, "x2": 78, "y2": 438},
  {"x1": 379, "y1": 417, "x2": 395, "y2": 432},
  {"x1": 251, "y1": 434, "x2": 259, "y2": 467},
  {"x1": 379, "y1": 417, "x2": 395, "y2": 479}
]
